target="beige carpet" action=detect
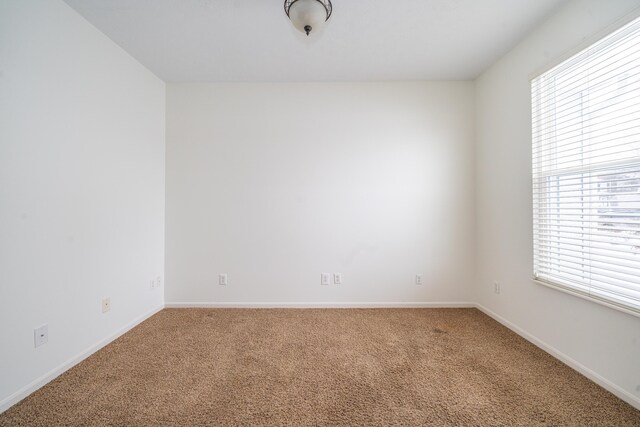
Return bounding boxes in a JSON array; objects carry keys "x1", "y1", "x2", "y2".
[{"x1": 1, "y1": 308, "x2": 638, "y2": 426}]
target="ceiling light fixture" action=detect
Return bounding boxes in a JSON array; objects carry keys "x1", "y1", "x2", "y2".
[{"x1": 284, "y1": 0, "x2": 332, "y2": 36}]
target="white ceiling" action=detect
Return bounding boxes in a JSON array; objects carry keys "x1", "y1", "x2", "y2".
[{"x1": 64, "y1": 0, "x2": 568, "y2": 82}]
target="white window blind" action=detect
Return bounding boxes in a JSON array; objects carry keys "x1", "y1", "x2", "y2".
[{"x1": 532, "y1": 16, "x2": 640, "y2": 315}]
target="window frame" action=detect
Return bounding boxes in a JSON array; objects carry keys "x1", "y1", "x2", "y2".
[{"x1": 530, "y1": 13, "x2": 640, "y2": 318}]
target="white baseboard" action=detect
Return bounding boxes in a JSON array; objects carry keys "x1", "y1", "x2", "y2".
[
  {"x1": 0, "y1": 305, "x2": 164, "y2": 414},
  {"x1": 474, "y1": 303, "x2": 640, "y2": 411},
  {"x1": 165, "y1": 301, "x2": 476, "y2": 309}
]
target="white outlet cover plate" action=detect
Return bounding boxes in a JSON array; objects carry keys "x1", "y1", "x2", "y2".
[
  {"x1": 219, "y1": 274, "x2": 228, "y2": 285},
  {"x1": 102, "y1": 298, "x2": 111, "y2": 313},
  {"x1": 34, "y1": 324, "x2": 48, "y2": 348},
  {"x1": 321, "y1": 273, "x2": 330, "y2": 285}
]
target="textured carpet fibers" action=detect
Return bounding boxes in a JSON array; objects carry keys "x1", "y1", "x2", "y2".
[{"x1": 1, "y1": 308, "x2": 639, "y2": 426}]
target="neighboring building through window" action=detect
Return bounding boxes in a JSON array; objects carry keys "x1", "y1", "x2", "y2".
[{"x1": 532, "y1": 15, "x2": 640, "y2": 315}]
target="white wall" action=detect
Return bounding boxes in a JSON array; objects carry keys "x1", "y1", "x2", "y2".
[
  {"x1": 0, "y1": 0, "x2": 165, "y2": 410},
  {"x1": 166, "y1": 82, "x2": 475, "y2": 305},
  {"x1": 475, "y1": 0, "x2": 640, "y2": 408}
]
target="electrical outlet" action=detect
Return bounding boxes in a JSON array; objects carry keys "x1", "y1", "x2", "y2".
[
  {"x1": 334, "y1": 273, "x2": 342, "y2": 285},
  {"x1": 34, "y1": 324, "x2": 48, "y2": 348},
  {"x1": 416, "y1": 274, "x2": 423, "y2": 285},
  {"x1": 494, "y1": 282, "x2": 500, "y2": 294},
  {"x1": 102, "y1": 297, "x2": 111, "y2": 313},
  {"x1": 150, "y1": 276, "x2": 162, "y2": 289},
  {"x1": 219, "y1": 274, "x2": 228, "y2": 286},
  {"x1": 321, "y1": 273, "x2": 330, "y2": 285}
]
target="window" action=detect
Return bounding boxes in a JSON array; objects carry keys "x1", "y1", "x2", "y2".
[{"x1": 532, "y1": 16, "x2": 640, "y2": 315}]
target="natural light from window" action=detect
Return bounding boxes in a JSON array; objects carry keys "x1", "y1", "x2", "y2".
[{"x1": 531, "y1": 15, "x2": 640, "y2": 315}]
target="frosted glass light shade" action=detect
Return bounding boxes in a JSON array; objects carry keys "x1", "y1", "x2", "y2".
[{"x1": 286, "y1": 0, "x2": 331, "y2": 36}]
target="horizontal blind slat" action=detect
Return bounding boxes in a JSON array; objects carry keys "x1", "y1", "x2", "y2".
[{"x1": 533, "y1": 245, "x2": 640, "y2": 266}]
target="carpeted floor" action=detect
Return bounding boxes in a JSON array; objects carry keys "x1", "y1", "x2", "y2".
[{"x1": 1, "y1": 308, "x2": 639, "y2": 426}]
